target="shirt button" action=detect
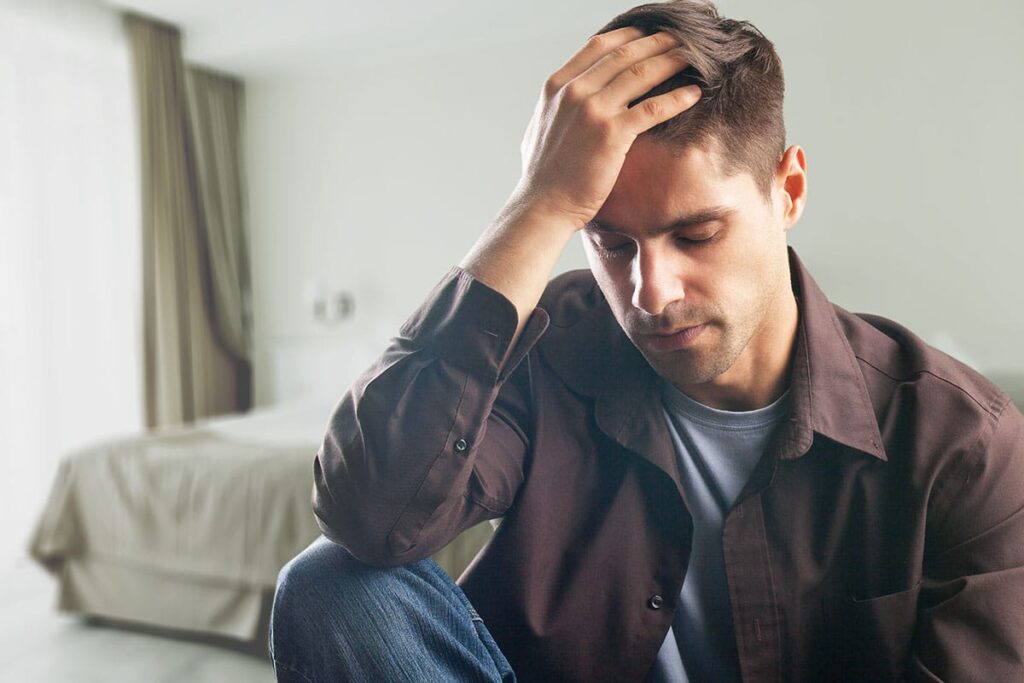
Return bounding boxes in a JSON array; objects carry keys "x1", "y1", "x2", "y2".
[
  {"x1": 454, "y1": 438, "x2": 468, "y2": 452},
  {"x1": 647, "y1": 594, "x2": 664, "y2": 610}
]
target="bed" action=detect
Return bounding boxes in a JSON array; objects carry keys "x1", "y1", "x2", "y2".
[{"x1": 28, "y1": 396, "x2": 495, "y2": 643}]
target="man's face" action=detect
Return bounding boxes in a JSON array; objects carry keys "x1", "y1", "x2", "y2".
[{"x1": 582, "y1": 136, "x2": 795, "y2": 398}]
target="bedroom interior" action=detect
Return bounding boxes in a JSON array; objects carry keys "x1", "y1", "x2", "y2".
[{"x1": 1, "y1": 0, "x2": 1021, "y2": 680}]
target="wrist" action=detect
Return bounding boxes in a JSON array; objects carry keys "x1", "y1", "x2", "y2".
[{"x1": 503, "y1": 184, "x2": 591, "y2": 236}]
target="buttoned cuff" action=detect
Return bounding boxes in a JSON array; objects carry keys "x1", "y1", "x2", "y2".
[{"x1": 398, "y1": 266, "x2": 550, "y2": 384}]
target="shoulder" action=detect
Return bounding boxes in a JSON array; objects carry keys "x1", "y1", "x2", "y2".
[
  {"x1": 833, "y1": 307, "x2": 1024, "y2": 543},
  {"x1": 835, "y1": 304, "x2": 1014, "y2": 442}
]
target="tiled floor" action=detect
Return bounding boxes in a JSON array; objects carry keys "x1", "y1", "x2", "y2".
[{"x1": 0, "y1": 559, "x2": 276, "y2": 682}]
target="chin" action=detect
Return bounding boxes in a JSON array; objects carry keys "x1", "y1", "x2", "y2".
[{"x1": 646, "y1": 353, "x2": 719, "y2": 388}]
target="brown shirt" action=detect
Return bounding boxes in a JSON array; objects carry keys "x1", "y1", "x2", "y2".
[{"x1": 313, "y1": 247, "x2": 1024, "y2": 682}]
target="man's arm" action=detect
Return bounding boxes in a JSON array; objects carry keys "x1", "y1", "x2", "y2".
[
  {"x1": 907, "y1": 397, "x2": 1024, "y2": 680},
  {"x1": 313, "y1": 26, "x2": 703, "y2": 566},
  {"x1": 460, "y1": 26, "x2": 702, "y2": 349}
]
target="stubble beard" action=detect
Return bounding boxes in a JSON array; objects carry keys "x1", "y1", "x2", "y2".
[
  {"x1": 632, "y1": 284, "x2": 777, "y2": 390},
  {"x1": 637, "y1": 323, "x2": 745, "y2": 388}
]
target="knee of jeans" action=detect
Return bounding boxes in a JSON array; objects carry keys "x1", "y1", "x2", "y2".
[
  {"x1": 273, "y1": 536, "x2": 360, "y2": 623},
  {"x1": 271, "y1": 535, "x2": 442, "y2": 638},
  {"x1": 270, "y1": 537, "x2": 358, "y2": 662}
]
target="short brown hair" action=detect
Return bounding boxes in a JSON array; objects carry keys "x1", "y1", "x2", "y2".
[{"x1": 595, "y1": 0, "x2": 786, "y2": 199}]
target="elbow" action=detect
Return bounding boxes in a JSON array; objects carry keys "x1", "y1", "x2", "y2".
[
  {"x1": 312, "y1": 512, "x2": 392, "y2": 568},
  {"x1": 312, "y1": 483, "x2": 429, "y2": 569},
  {"x1": 311, "y1": 482, "x2": 394, "y2": 568},
  {"x1": 312, "y1": 510, "x2": 434, "y2": 569}
]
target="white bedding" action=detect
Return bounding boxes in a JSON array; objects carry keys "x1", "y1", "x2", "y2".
[{"x1": 197, "y1": 396, "x2": 338, "y2": 446}]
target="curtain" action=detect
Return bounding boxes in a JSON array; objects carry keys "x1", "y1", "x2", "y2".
[
  {"x1": 185, "y1": 66, "x2": 253, "y2": 401},
  {"x1": 0, "y1": 0, "x2": 142, "y2": 567},
  {"x1": 123, "y1": 14, "x2": 252, "y2": 428}
]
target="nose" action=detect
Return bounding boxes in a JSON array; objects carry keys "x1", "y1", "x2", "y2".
[{"x1": 630, "y1": 245, "x2": 685, "y2": 317}]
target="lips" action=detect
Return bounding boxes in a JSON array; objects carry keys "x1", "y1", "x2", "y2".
[{"x1": 645, "y1": 324, "x2": 708, "y2": 352}]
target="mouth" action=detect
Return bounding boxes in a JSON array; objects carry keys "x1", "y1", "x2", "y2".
[{"x1": 644, "y1": 324, "x2": 708, "y2": 352}]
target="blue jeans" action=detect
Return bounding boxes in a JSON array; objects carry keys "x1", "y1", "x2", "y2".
[{"x1": 269, "y1": 535, "x2": 517, "y2": 682}]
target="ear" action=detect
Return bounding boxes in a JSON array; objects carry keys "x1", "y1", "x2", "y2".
[{"x1": 774, "y1": 145, "x2": 807, "y2": 231}]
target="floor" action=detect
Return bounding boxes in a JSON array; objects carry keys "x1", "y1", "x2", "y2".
[{"x1": 0, "y1": 559, "x2": 276, "y2": 682}]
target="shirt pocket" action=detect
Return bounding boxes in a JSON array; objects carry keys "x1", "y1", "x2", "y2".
[{"x1": 825, "y1": 580, "x2": 922, "y2": 683}]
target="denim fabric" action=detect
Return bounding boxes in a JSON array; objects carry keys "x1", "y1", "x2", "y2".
[{"x1": 270, "y1": 535, "x2": 517, "y2": 682}]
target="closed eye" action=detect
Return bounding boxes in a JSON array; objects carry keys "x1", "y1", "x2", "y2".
[
  {"x1": 590, "y1": 238, "x2": 634, "y2": 258},
  {"x1": 588, "y1": 230, "x2": 721, "y2": 259},
  {"x1": 675, "y1": 232, "x2": 719, "y2": 246}
]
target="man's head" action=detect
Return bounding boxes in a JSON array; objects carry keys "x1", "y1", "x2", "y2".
[
  {"x1": 595, "y1": 0, "x2": 786, "y2": 200},
  {"x1": 583, "y1": 0, "x2": 806, "y2": 410}
]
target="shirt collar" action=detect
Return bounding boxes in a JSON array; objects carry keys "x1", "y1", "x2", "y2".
[{"x1": 781, "y1": 247, "x2": 886, "y2": 461}]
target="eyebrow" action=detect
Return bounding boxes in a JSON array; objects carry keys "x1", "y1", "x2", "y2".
[{"x1": 584, "y1": 206, "x2": 736, "y2": 236}]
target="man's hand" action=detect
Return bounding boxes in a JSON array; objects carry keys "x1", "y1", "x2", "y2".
[
  {"x1": 514, "y1": 26, "x2": 702, "y2": 230},
  {"x1": 460, "y1": 27, "x2": 701, "y2": 349}
]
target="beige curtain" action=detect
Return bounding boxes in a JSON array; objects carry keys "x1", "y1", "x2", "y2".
[
  {"x1": 184, "y1": 65, "x2": 253, "y2": 398},
  {"x1": 124, "y1": 14, "x2": 252, "y2": 428}
]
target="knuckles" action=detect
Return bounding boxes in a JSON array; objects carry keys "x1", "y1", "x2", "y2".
[
  {"x1": 650, "y1": 32, "x2": 678, "y2": 51},
  {"x1": 585, "y1": 34, "x2": 610, "y2": 52},
  {"x1": 609, "y1": 43, "x2": 637, "y2": 63},
  {"x1": 627, "y1": 60, "x2": 649, "y2": 80},
  {"x1": 542, "y1": 75, "x2": 562, "y2": 99},
  {"x1": 561, "y1": 79, "x2": 588, "y2": 104},
  {"x1": 639, "y1": 98, "x2": 665, "y2": 119}
]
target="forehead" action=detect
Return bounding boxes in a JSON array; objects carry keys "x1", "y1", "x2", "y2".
[{"x1": 595, "y1": 136, "x2": 761, "y2": 234}]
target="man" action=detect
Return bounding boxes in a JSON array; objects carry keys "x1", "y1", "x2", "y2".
[{"x1": 270, "y1": 1, "x2": 1024, "y2": 681}]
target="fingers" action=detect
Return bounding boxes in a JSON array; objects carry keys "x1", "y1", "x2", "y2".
[
  {"x1": 547, "y1": 28, "x2": 698, "y2": 132},
  {"x1": 619, "y1": 83, "x2": 702, "y2": 135},
  {"x1": 568, "y1": 30, "x2": 701, "y2": 136},
  {"x1": 579, "y1": 31, "x2": 684, "y2": 94},
  {"x1": 597, "y1": 46, "x2": 692, "y2": 108},
  {"x1": 545, "y1": 26, "x2": 646, "y2": 95}
]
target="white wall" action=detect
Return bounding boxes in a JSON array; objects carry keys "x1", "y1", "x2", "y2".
[{"x1": 245, "y1": 0, "x2": 1024, "y2": 405}]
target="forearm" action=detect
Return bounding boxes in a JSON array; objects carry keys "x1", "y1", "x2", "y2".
[
  {"x1": 313, "y1": 268, "x2": 543, "y2": 566},
  {"x1": 313, "y1": 348, "x2": 492, "y2": 566},
  {"x1": 459, "y1": 195, "x2": 578, "y2": 350}
]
